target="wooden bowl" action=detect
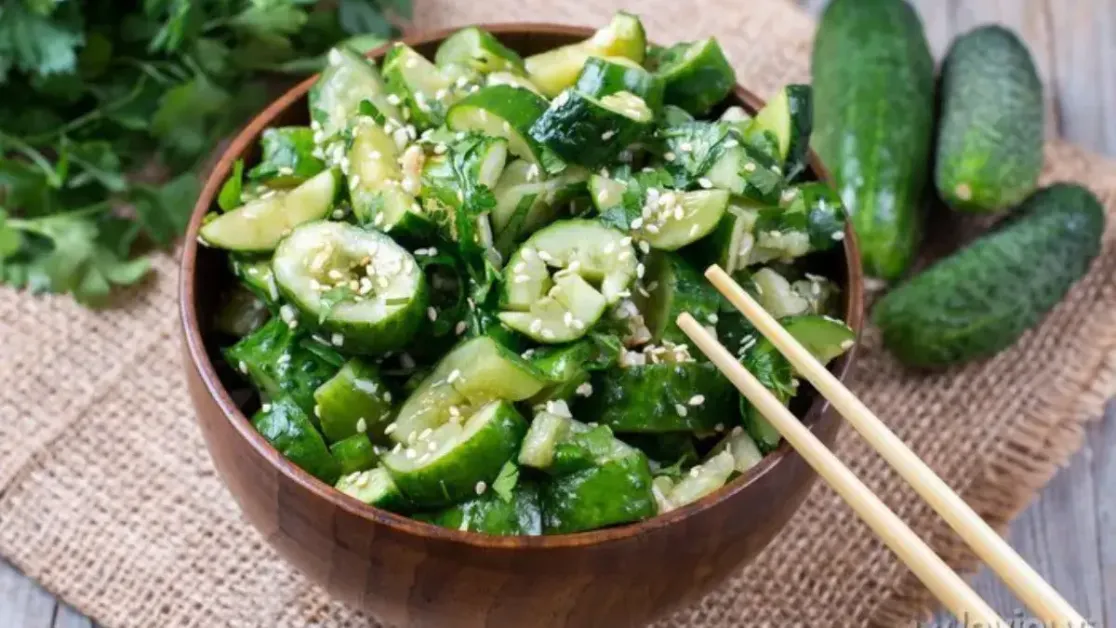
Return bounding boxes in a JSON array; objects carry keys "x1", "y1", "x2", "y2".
[{"x1": 179, "y1": 24, "x2": 865, "y2": 628}]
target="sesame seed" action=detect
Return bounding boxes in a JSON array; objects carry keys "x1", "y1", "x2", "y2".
[
  {"x1": 331, "y1": 333, "x2": 344, "y2": 346},
  {"x1": 618, "y1": 250, "x2": 632, "y2": 261},
  {"x1": 455, "y1": 321, "x2": 468, "y2": 335},
  {"x1": 553, "y1": 90, "x2": 570, "y2": 107},
  {"x1": 449, "y1": 405, "x2": 461, "y2": 417},
  {"x1": 831, "y1": 231, "x2": 845, "y2": 241},
  {"x1": 446, "y1": 369, "x2": 461, "y2": 383},
  {"x1": 475, "y1": 481, "x2": 487, "y2": 495},
  {"x1": 646, "y1": 224, "x2": 660, "y2": 234},
  {"x1": 514, "y1": 274, "x2": 530, "y2": 284},
  {"x1": 620, "y1": 236, "x2": 633, "y2": 246},
  {"x1": 636, "y1": 263, "x2": 645, "y2": 278},
  {"x1": 427, "y1": 307, "x2": 438, "y2": 321},
  {"x1": 675, "y1": 404, "x2": 688, "y2": 417},
  {"x1": 601, "y1": 130, "x2": 616, "y2": 140},
  {"x1": 541, "y1": 329, "x2": 556, "y2": 340},
  {"x1": 313, "y1": 404, "x2": 322, "y2": 418},
  {"x1": 689, "y1": 467, "x2": 701, "y2": 478},
  {"x1": 679, "y1": 142, "x2": 693, "y2": 152},
  {"x1": 576, "y1": 382, "x2": 593, "y2": 397},
  {"x1": 238, "y1": 360, "x2": 247, "y2": 374},
  {"x1": 688, "y1": 395, "x2": 705, "y2": 406},
  {"x1": 630, "y1": 217, "x2": 644, "y2": 229},
  {"x1": 384, "y1": 422, "x2": 398, "y2": 435},
  {"x1": 416, "y1": 453, "x2": 430, "y2": 464},
  {"x1": 744, "y1": 162, "x2": 757, "y2": 172},
  {"x1": 529, "y1": 319, "x2": 543, "y2": 333},
  {"x1": 418, "y1": 428, "x2": 433, "y2": 441},
  {"x1": 261, "y1": 403, "x2": 272, "y2": 412},
  {"x1": 356, "y1": 417, "x2": 368, "y2": 433},
  {"x1": 840, "y1": 339, "x2": 855, "y2": 350},
  {"x1": 405, "y1": 448, "x2": 417, "y2": 459},
  {"x1": 387, "y1": 94, "x2": 402, "y2": 106},
  {"x1": 434, "y1": 143, "x2": 448, "y2": 154},
  {"x1": 427, "y1": 441, "x2": 437, "y2": 452},
  {"x1": 707, "y1": 314, "x2": 719, "y2": 324},
  {"x1": 664, "y1": 151, "x2": 677, "y2": 161},
  {"x1": 698, "y1": 177, "x2": 713, "y2": 189},
  {"x1": 571, "y1": 318, "x2": 585, "y2": 330}
]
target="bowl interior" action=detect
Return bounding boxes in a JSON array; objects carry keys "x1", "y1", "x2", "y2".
[{"x1": 181, "y1": 24, "x2": 865, "y2": 548}]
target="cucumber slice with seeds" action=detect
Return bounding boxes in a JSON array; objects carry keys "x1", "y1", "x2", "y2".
[
  {"x1": 435, "y1": 27, "x2": 526, "y2": 76},
  {"x1": 447, "y1": 85, "x2": 551, "y2": 165},
  {"x1": 336, "y1": 466, "x2": 410, "y2": 512},
  {"x1": 199, "y1": 168, "x2": 341, "y2": 252},
  {"x1": 272, "y1": 222, "x2": 428, "y2": 355},
  {"x1": 687, "y1": 201, "x2": 762, "y2": 274},
  {"x1": 392, "y1": 336, "x2": 547, "y2": 443},
  {"x1": 575, "y1": 56, "x2": 664, "y2": 110},
  {"x1": 753, "y1": 267, "x2": 810, "y2": 318},
  {"x1": 486, "y1": 71, "x2": 544, "y2": 95},
  {"x1": 311, "y1": 47, "x2": 402, "y2": 138},
  {"x1": 710, "y1": 426, "x2": 765, "y2": 474},
  {"x1": 347, "y1": 118, "x2": 435, "y2": 239},
  {"x1": 635, "y1": 252, "x2": 720, "y2": 345},
  {"x1": 491, "y1": 161, "x2": 590, "y2": 254},
  {"x1": 525, "y1": 12, "x2": 647, "y2": 97},
  {"x1": 656, "y1": 37, "x2": 735, "y2": 115},
  {"x1": 637, "y1": 188, "x2": 729, "y2": 250},
  {"x1": 383, "y1": 43, "x2": 455, "y2": 128},
  {"x1": 383, "y1": 400, "x2": 528, "y2": 507},
  {"x1": 499, "y1": 272, "x2": 607, "y2": 343},
  {"x1": 529, "y1": 90, "x2": 653, "y2": 168},
  {"x1": 330, "y1": 433, "x2": 380, "y2": 475},
  {"x1": 253, "y1": 397, "x2": 341, "y2": 484},
  {"x1": 313, "y1": 358, "x2": 394, "y2": 443}
]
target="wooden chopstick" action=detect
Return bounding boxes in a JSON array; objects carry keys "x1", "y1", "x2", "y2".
[
  {"x1": 676, "y1": 313, "x2": 1004, "y2": 624},
  {"x1": 701, "y1": 264, "x2": 1086, "y2": 626}
]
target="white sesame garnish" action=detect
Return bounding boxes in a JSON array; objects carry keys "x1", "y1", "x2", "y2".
[
  {"x1": 355, "y1": 417, "x2": 368, "y2": 433},
  {"x1": 664, "y1": 151, "x2": 677, "y2": 162},
  {"x1": 601, "y1": 130, "x2": 616, "y2": 140},
  {"x1": 698, "y1": 177, "x2": 713, "y2": 189},
  {"x1": 475, "y1": 481, "x2": 487, "y2": 495},
  {"x1": 238, "y1": 361, "x2": 247, "y2": 374},
  {"x1": 455, "y1": 321, "x2": 468, "y2": 335},
  {"x1": 630, "y1": 217, "x2": 644, "y2": 229},
  {"x1": 744, "y1": 162, "x2": 757, "y2": 172},
  {"x1": 418, "y1": 428, "x2": 433, "y2": 441},
  {"x1": 688, "y1": 395, "x2": 705, "y2": 406},
  {"x1": 387, "y1": 94, "x2": 402, "y2": 106},
  {"x1": 840, "y1": 339, "x2": 855, "y2": 350},
  {"x1": 679, "y1": 142, "x2": 693, "y2": 152},
  {"x1": 541, "y1": 328, "x2": 556, "y2": 340},
  {"x1": 313, "y1": 404, "x2": 322, "y2": 418},
  {"x1": 261, "y1": 403, "x2": 272, "y2": 412},
  {"x1": 384, "y1": 422, "x2": 398, "y2": 435},
  {"x1": 675, "y1": 403, "x2": 688, "y2": 417},
  {"x1": 405, "y1": 448, "x2": 417, "y2": 459},
  {"x1": 331, "y1": 333, "x2": 344, "y2": 346},
  {"x1": 832, "y1": 231, "x2": 845, "y2": 241},
  {"x1": 576, "y1": 382, "x2": 594, "y2": 397}
]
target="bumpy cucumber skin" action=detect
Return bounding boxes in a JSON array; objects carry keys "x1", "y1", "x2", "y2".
[
  {"x1": 875, "y1": 184, "x2": 1104, "y2": 368},
  {"x1": 529, "y1": 91, "x2": 650, "y2": 169},
  {"x1": 575, "y1": 56, "x2": 664, "y2": 111},
  {"x1": 313, "y1": 358, "x2": 394, "y2": 444},
  {"x1": 935, "y1": 26, "x2": 1044, "y2": 212},
  {"x1": 542, "y1": 451, "x2": 656, "y2": 534},
  {"x1": 414, "y1": 481, "x2": 543, "y2": 535},
  {"x1": 637, "y1": 252, "x2": 720, "y2": 345},
  {"x1": 253, "y1": 397, "x2": 341, "y2": 484},
  {"x1": 580, "y1": 362, "x2": 736, "y2": 433},
  {"x1": 329, "y1": 433, "x2": 380, "y2": 475},
  {"x1": 657, "y1": 38, "x2": 735, "y2": 116},
  {"x1": 812, "y1": 0, "x2": 935, "y2": 280},
  {"x1": 335, "y1": 466, "x2": 411, "y2": 512}
]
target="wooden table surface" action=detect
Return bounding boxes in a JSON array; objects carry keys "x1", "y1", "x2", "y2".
[{"x1": 2, "y1": 1, "x2": 1114, "y2": 626}]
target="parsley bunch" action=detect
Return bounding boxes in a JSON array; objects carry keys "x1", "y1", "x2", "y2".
[{"x1": 0, "y1": 0, "x2": 409, "y2": 306}]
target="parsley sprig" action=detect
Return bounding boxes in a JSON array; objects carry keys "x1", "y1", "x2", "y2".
[{"x1": 0, "y1": 0, "x2": 410, "y2": 306}]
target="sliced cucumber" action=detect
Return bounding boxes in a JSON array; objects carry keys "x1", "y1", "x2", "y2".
[
  {"x1": 635, "y1": 252, "x2": 720, "y2": 345},
  {"x1": 347, "y1": 118, "x2": 435, "y2": 239},
  {"x1": 253, "y1": 397, "x2": 341, "y2": 484},
  {"x1": 541, "y1": 444, "x2": 655, "y2": 533},
  {"x1": 773, "y1": 182, "x2": 847, "y2": 253},
  {"x1": 383, "y1": 400, "x2": 528, "y2": 507},
  {"x1": 579, "y1": 361, "x2": 735, "y2": 433},
  {"x1": 655, "y1": 450, "x2": 734, "y2": 513},
  {"x1": 753, "y1": 267, "x2": 810, "y2": 318},
  {"x1": 529, "y1": 90, "x2": 653, "y2": 168},
  {"x1": 706, "y1": 143, "x2": 785, "y2": 205},
  {"x1": 383, "y1": 43, "x2": 454, "y2": 128},
  {"x1": 311, "y1": 47, "x2": 402, "y2": 138},
  {"x1": 247, "y1": 126, "x2": 326, "y2": 186},
  {"x1": 749, "y1": 84, "x2": 813, "y2": 180},
  {"x1": 230, "y1": 256, "x2": 278, "y2": 305},
  {"x1": 709, "y1": 425, "x2": 765, "y2": 474},
  {"x1": 639, "y1": 188, "x2": 729, "y2": 251},
  {"x1": 518, "y1": 411, "x2": 575, "y2": 470},
  {"x1": 623, "y1": 433, "x2": 699, "y2": 468},
  {"x1": 486, "y1": 71, "x2": 543, "y2": 95},
  {"x1": 435, "y1": 27, "x2": 526, "y2": 76},
  {"x1": 392, "y1": 336, "x2": 547, "y2": 443},
  {"x1": 491, "y1": 160, "x2": 589, "y2": 254},
  {"x1": 335, "y1": 466, "x2": 410, "y2": 512},
  {"x1": 525, "y1": 12, "x2": 647, "y2": 97},
  {"x1": 199, "y1": 168, "x2": 340, "y2": 252},
  {"x1": 687, "y1": 201, "x2": 761, "y2": 274},
  {"x1": 575, "y1": 56, "x2": 664, "y2": 110},
  {"x1": 224, "y1": 318, "x2": 340, "y2": 420},
  {"x1": 500, "y1": 272, "x2": 607, "y2": 343},
  {"x1": 272, "y1": 221, "x2": 428, "y2": 355},
  {"x1": 313, "y1": 358, "x2": 394, "y2": 443},
  {"x1": 330, "y1": 433, "x2": 380, "y2": 475},
  {"x1": 792, "y1": 275, "x2": 840, "y2": 318},
  {"x1": 525, "y1": 335, "x2": 621, "y2": 405},
  {"x1": 414, "y1": 481, "x2": 543, "y2": 535},
  {"x1": 588, "y1": 174, "x2": 625, "y2": 212},
  {"x1": 656, "y1": 37, "x2": 735, "y2": 115},
  {"x1": 214, "y1": 284, "x2": 270, "y2": 337},
  {"x1": 446, "y1": 85, "x2": 550, "y2": 165}
]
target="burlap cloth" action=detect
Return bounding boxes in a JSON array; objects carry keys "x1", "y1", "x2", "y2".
[{"x1": 2, "y1": 1, "x2": 1114, "y2": 626}]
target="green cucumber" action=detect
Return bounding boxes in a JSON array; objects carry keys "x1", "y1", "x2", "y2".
[
  {"x1": 529, "y1": 90, "x2": 653, "y2": 168},
  {"x1": 705, "y1": 143, "x2": 784, "y2": 205},
  {"x1": 199, "y1": 168, "x2": 341, "y2": 252},
  {"x1": 686, "y1": 201, "x2": 761, "y2": 274},
  {"x1": 382, "y1": 43, "x2": 454, "y2": 128},
  {"x1": 748, "y1": 84, "x2": 812, "y2": 180},
  {"x1": 415, "y1": 481, "x2": 543, "y2": 535},
  {"x1": 224, "y1": 318, "x2": 340, "y2": 420},
  {"x1": 623, "y1": 433, "x2": 698, "y2": 468},
  {"x1": 392, "y1": 336, "x2": 547, "y2": 443},
  {"x1": 639, "y1": 188, "x2": 729, "y2": 251},
  {"x1": 490, "y1": 160, "x2": 589, "y2": 254},
  {"x1": 525, "y1": 12, "x2": 647, "y2": 97},
  {"x1": 635, "y1": 251, "x2": 719, "y2": 345},
  {"x1": 486, "y1": 71, "x2": 544, "y2": 95},
  {"x1": 347, "y1": 118, "x2": 435, "y2": 239},
  {"x1": 253, "y1": 396, "x2": 341, "y2": 484},
  {"x1": 875, "y1": 184, "x2": 1103, "y2": 367},
  {"x1": 383, "y1": 400, "x2": 528, "y2": 508},
  {"x1": 313, "y1": 358, "x2": 394, "y2": 443},
  {"x1": 446, "y1": 85, "x2": 550, "y2": 165},
  {"x1": 518, "y1": 410, "x2": 575, "y2": 470},
  {"x1": 271, "y1": 221, "x2": 428, "y2": 355},
  {"x1": 653, "y1": 450, "x2": 734, "y2": 512},
  {"x1": 335, "y1": 466, "x2": 410, "y2": 512},
  {"x1": 311, "y1": 47, "x2": 402, "y2": 139},
  {"x1": 541, "y1": 444, "x2": 655, "y2": 533},
  {"x1": 812, "y1": 0, "x2": 934, "y2": 280},
  {"x1": 579, "y1": 361, "x2": 736, "y2": 433},
  {"x1": 214, "y1": 284, "x2": 270, "y2": 337},
  {"x1": 499, "y1": 272, "x2": 607, "y2": 344},
  {"x1": 575, "y1": 56, "x2": 663, "y2": 110},
  {"x1": 329, "y1": 433, "x2": 380, "y2": 475},
  {"x1": 230, "y1": 256, "x2": 279, "y2": 305},
  {"x1": 656, "y1": 37, "x2": 735, "y2": 115},
  {"x1": 709, "y1": 426, "x2": 764, "y2": 474},
  {"x1": 752, "y1": 267, "x2": 810, "y2": 318},
  {"x1": 525, "y1": 335, "x2": 621, "y2": 405},
  {"x1": 435, "y1": 27, "x2": 526, "y2": 76},
  {"x1": 247, "y1": 126, "x2": 326, "y2": 186},
  {"x1": 935, "y1": 26, "x2": 1044, "y2": 211}
]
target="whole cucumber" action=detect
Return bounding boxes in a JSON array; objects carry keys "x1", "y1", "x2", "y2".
[
  {"x1": 812, "y1": 0, "x2": 935, "y2": 280},
  {"x1": 935, "y1": 26, "x2": 1044, "y2": 211},
  {"x1": 874, "y1": 184, "x2": 1104, "y2": 368}
]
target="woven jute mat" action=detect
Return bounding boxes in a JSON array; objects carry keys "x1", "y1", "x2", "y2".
[{"x1": 2, "y1": 1, "x2": 1115, "y2": 626}]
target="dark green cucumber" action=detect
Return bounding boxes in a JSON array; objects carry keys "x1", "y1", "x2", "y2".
[
  {"x1": 705, "y1": 142, "x2": 785, "y2": 206},
  {"x1": 623, "y1": 433, "x2": 698, "y2": 468},
  {"x1": 935, "y1": 26, "x2": 1044, "y2": 212},
  {"x1": 311, "y1": 47, "x2": 402, "y2": 138},
  {"x1": 812, "y1": 0, "x2": 934, "y2": 280},
  {"x1": 335, "y1": 466, "x2": 410, "y2": 512},
  {"x1": 529, "y1": 90, "x2": 653, "y2": 169},
  {"x1": 214, "y1": 284, "x2": 269, "y2": 337},
  {"x1": 230, "y1": 256, "x2": 278, "y2": 305},
  {"x1": 224, "y1": 318, "x2": 340, "y2": 420},
  {"x1": 748, "y1": 84, "x2": 812, "y2": 181},
  {"x1": 575, "y1": 56, "x2": 664, "y2": 111},
  {"x1": 415, "y1": 481, "x2": 543, "y2": 535},
  {"x1": 329, "y1": 433, "x2": 380, "y2": 475},
  {"x1": 526, "y1": 335, "x2": 621, "y2": 404},
  {"x1": 253, "y1": 396, "x2": 341, "y2": 484},
  {"x1": 435, "y1": 27, "x2": 526, "y2": 76},
  {"x1": 635, "y1": 251, "x2": 720, "y2": 345},
  {"x1": 446, "y1": 85, "x2": 551, "y2": 165},
  {"x1": 875, "y1": 184, "x2": 1104, "y2": 368},
  {"x1": 313, "y1": 358, "x2": 394, "y2": 443},
  {"x1": 579, "y1": 361, "x2": 736, "y2": 433},
  {"x1": 247, "y1": 126, "x2": 326, "y2": 186},
  {"x1": 382, "y1": 43, "x2": 454, "y2": 128},
  {"x1": 541, "y1": 445, "x2": 655, "y2": 533},
  {"x1": 655, "y1": 37, "x2": 735, "y2": 115}
]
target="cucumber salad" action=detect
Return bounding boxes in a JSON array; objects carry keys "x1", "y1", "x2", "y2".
[{"x1": 202, "y1": 13, "x2": 856, "y2": 536}]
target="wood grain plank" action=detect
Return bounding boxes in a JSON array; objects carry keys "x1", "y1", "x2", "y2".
[{"x1": 0, "y1": 560, "x2": 57, "y2": 628}]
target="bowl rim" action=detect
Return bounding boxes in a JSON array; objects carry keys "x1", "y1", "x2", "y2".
[{"x1": 179, "y1": 22, "x2": 865, "y2": 550}]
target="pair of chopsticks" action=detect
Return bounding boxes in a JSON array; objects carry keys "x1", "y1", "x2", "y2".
[{"x1": 677, "y1": 265, "x2": 1084, "y2": 626}]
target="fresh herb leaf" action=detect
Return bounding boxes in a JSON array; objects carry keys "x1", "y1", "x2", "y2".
[
  {"x1": 491, "y1": 461, "x2": 519, "y2": 502},
  {"x1": 0, "y1": 1, "x2": 84, "y2": 81}
]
